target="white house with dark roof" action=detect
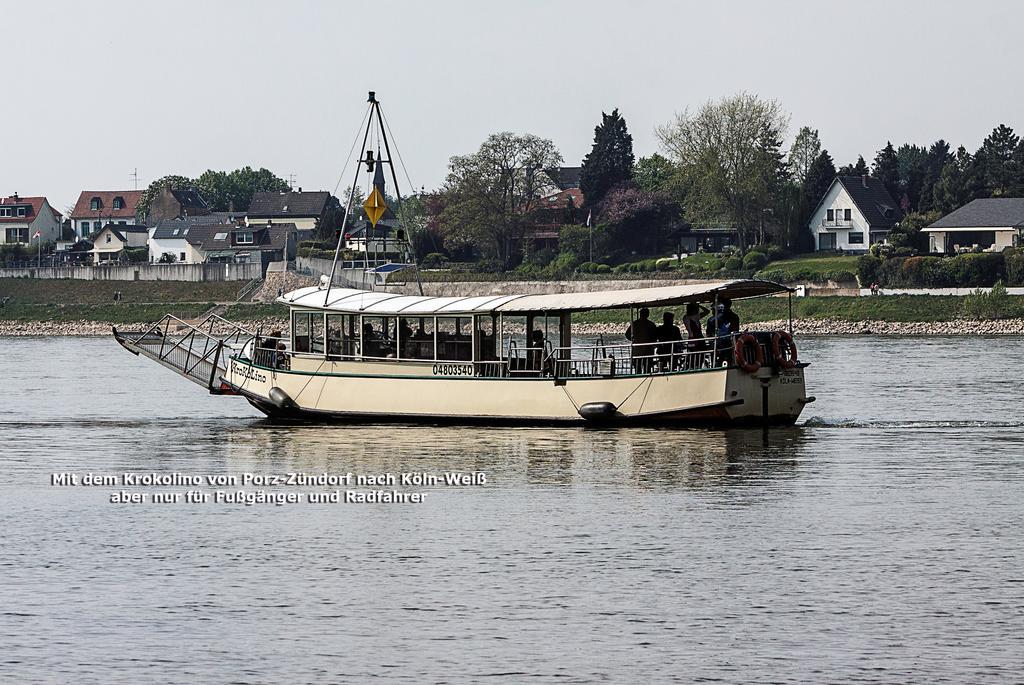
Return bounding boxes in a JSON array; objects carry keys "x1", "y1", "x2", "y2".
[
  {"x1": 148, "y1": 217, "x2": 299, "y2": 272},
  {"x1": 808, "y1": 175, "x2": 902, "y2": 251},
  {"x1": 922, "y1": 198, "x2": 1024, "y2": 253},
  {"x1": 247, "y1": 189, "x2": 338, "y2": 235},
  {"x1": 89, "y1": 223, "x2": 149, "y2": 264}
]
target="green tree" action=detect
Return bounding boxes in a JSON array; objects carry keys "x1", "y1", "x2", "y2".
[
  {"x1": 888, "y1": 210, "x2": 942, "y2": 252},
  {"x1": 436, "y1": 132, "x2": 562, "y2": 269},
  {"x1": 872, "y1": 142, "x2": 900, "y2": 201},
  {"x1": 579, "y1": 108, "x2": 634, "y2": 209},
  {"x1": 975, "y1": 124, "x2": 1021, "y2": 196},
  {"x1": 838, "y1": 155, "x2": 868, "y2": 176},
  {"x1": 895, "y1": 144, "x2": 928, "y2": 212},
  {"x1": 787, "y1": 126, "x2": 821, "y2": 186},
  {"x1": 195, "y1": 167, "x2": 290, "y2": 212},
  {"x1": 136, "y1": 174, "x2": 195, "y2": 222},
  {"x1": 919, "y1": 140, "x2": 952, "y2": 211},
  {"x1": 657, "y1": 92, "x2": 789, "y2": 251},
  {"x1": 804, "y1": 150, "x2": 836, "y2": 206},
  {"x1": 930, "y1": 146, "x2": 981, "y2": 213},
  {"x1": 633, "y1": 153, "x2": 675, "y2": 192}
]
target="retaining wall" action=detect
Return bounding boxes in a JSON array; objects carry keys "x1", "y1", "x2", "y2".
[{"x1": 0, "y1": 263, "x2": 261, "y2": 282}]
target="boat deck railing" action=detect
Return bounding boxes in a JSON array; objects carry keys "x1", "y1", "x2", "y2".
[
  {"x1": 244, "y1": 332, "x2": 783, "y2": 380},
  {"x1": 114, "y1": 314, "x2": 255, "y2": 390}
]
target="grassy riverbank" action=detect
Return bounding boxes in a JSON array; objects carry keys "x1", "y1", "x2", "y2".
[{"x1": 0, "y1": 278, "x2": 244, "y2": 305}]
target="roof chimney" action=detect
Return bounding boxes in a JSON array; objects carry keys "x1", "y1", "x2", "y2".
[
  {"x1": 297, "y1": 187, "x2": 302, "y2": 193},
  {"x1": 862, "y1": 175, "x2": 869, "y2": 189},
  {"x1": 12, "y1": 192, "x2": 18, "y2": 202}
]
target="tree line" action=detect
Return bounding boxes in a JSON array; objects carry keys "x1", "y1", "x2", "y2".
[{"x1": 421, "y1": 93, "x2": 1024, "y2": 270}]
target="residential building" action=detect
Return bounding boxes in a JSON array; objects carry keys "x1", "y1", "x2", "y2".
[
  {"x1": 0, "y1": 193, "x2": 62, "y2": 245},
  {"x1": 69, "y1": 190, "x2": 142, "y2": 239},
  {"x1": 543, "y1": 167, "x2": 582, "y2": 191},
  {"x1": 149, "y1": 217, "x2": 300, "y2": 273},
  {"x1": 808, "y1": 175, "x2": 901, "y2": 251},
  {"x1": 522, "y1": 187, "x2": 585, "y2": 252},
  {"x1": 679, "y1": 226, "x2": 738, "y2": 253},
  {"x1": 922, "y1": 198, "x2": 1024, "y2": 253},
  {"x1": 89, "y1": 223, "x2": 150, "y2": 264},
  {"x1": 147, "y1": 187, "x2": 211, "y2": 223},
  {"x1": 247, "y1": 188, "x2": 340, "y2": 234}
]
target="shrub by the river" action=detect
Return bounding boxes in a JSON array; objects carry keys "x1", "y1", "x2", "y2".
[{"x1": 961, "y1": 281, "x2": 1011, "y2": 319}]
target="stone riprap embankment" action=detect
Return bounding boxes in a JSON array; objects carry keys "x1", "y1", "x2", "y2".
[{"x1": 3, "y1": 318, "x2": 1024, "y2": 337}]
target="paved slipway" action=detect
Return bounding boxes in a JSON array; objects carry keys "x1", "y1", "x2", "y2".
[{"x1": 2, "y1": 317, "x2": 1024, "y2": 337}]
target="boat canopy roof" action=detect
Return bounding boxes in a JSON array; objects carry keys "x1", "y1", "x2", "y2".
[{"x1": 279, "y1": 279, "x2": 792, "y2": 316}]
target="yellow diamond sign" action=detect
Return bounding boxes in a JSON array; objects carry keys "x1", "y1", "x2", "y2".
[{"x1": 363, "y1": 187, "x2": 388, "y2": 227}]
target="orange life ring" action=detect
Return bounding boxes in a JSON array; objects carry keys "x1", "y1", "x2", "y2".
[
  {"x1": 733, "y1": 333, "x2": 763, "y2": 373},
  {"x1": 771, "y1": 330, "x2": 798, "y2": 369}
]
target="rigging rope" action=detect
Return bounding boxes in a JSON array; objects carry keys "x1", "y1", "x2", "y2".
[{"x1": 332, "y1": 103, "x2": 373, "y2": 198}]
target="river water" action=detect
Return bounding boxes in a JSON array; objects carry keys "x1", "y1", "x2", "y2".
[{"x1": 2, "y1": 335, "x2": 1023, "y2": 683}]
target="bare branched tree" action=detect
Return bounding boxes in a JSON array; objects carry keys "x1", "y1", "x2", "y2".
[
  {"x1": 438, "y1": 132, "x2": 562, "y2": 268},
  {"x1": 657, "y1": 93, "x2": 789, "y2": 250}
]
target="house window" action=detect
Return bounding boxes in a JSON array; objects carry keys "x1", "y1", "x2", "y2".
[
  {"x1": 17, "y1": 207, "x2": 26, "y2": 217},
  {"x1": 844, "y1": 208, "x2": 851, "y2": 222},
  {"x1": 848, "y1": 232, "x2": 865, "y2": 244},
  {"x1": 818, "y1": 233, "x2": 836, "y2": 250},
  {"x1": 826, "y1": 209, "x2": 834, "y2": 222},
  {"x1": 113, "y1": 197, "x2": 124, "y2": 210},
  {"x1": 235, "y1": 231, "x2": 254, "y2": 245},
  {"x1": 90, "y1": 197, "x2": 102, "y2": 211},
  {"x1": 0, "y1": 208, "x2": 10, "y2": 217},
  {"x1": 5, "y1": 227, "x2": 28, "y2": 243},
  {"x1": 180, "y1": 252, "x2": 186, "y2": 262}
]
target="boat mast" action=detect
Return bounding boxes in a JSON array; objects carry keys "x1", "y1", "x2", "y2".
[{"x1": 324, "y1": 91, "x2": 422, "y2": 306}]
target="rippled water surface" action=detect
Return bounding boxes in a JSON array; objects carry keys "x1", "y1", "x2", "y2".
[{"x1": 2, "y1": 335, "x2": 1024, "y2": 683}]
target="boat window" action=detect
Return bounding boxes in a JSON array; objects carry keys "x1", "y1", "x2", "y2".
[
  {"x1": 474, "y1": 315, "x2": 497, "y2": 361},
  {"x1": 437, "y1": 317, "x2": 472, "y2": 361},
  {"x1": 361, "y1": 316, "x2": 396, "y2": 359},
  {"x1": 327, "y1": 314, "x2": 359, "y2": 358},
  {"x1": 292, "y1": 311, "x2": 311, "y2": 353},
  {"x1": 401, "y1": 317, "x2": 435, "y2": 359},
  {"x1": 309, "y1": 312, "x2": 324, "y2": 355}
]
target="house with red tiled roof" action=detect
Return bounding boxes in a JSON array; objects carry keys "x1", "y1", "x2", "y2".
[
  {"x1": 0, "y1": 193, "x2": 62, "y2": 245},
  {"x1": 69, "y1": 190, "x2": 143, "y2": 239}
]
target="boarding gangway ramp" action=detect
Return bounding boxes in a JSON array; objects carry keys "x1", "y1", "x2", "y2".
[{"x1": 113, "y1": 315, "x2": 254, "y2": 392}]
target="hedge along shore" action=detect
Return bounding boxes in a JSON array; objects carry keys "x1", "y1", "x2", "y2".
[{"x1": 3, "y1": 317, "x2": 1024, "y2": 337}]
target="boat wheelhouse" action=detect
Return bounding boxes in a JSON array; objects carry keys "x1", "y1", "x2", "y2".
[{"x1": 114, "y1": 278, "x2": 813, "y2": 425}]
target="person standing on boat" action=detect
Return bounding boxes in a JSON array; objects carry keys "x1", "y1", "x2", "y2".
[
  {"x1": 706, "y1": 299, "x2": 741, "y2": 362},
  {"x1": 625, "y1": 307, "x2": 658, "y2": 372},
  {"x1": 655, "y1": 312, "x2": 683, "y2": 370},
  {"x1": 682, "y1": 302, "x2": 710, "y2": 368}
]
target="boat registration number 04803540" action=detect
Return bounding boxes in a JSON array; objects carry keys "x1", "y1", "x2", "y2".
[{"x1": 432, "y1": 363, "x2": 475, "y2": 377}]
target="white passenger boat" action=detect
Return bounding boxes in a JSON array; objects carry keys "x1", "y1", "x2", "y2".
[
  {"x1": 114, "y1": 278, "x2": 812, "y2": 425},
  {"x1": 112, "y1": 93, "x2": 813, "y2": 426}
]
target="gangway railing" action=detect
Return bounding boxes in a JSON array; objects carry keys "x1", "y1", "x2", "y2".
[{"x1": 113, "y1": 314, "x2": 255, "y2": 392}]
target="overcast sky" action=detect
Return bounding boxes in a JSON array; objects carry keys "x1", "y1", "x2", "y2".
[{"x1": 4, "y1": 0, "x2": 1022, "y2": 214}]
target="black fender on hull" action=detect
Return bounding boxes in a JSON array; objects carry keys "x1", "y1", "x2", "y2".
[{"x1": 578, "y1": 401, "x2": 619, "y2": 423}]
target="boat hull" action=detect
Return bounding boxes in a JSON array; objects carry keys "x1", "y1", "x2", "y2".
[{"x1": 224, "y1": 356, "x2": 810, "y2": 427}]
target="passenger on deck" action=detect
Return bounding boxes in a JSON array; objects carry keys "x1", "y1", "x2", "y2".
[
  {"x1": 655, "y1": 312, "x2": 683, "y2": 370},
  {"x1": 706, "y1": 299, "x2": 741, "y2": 362},
  {"x1": 527, "y1": 329, "x2": 546, "y2": 372},
  {"x1": 625, "y1": 307, "x2": 658, "y2": 373},
  {"x1": 398, "y1": 318, "x2": 413, "y2": 357},
  {"x1": 681, "y1": 302, "x2": 710, "y2": 368}
]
